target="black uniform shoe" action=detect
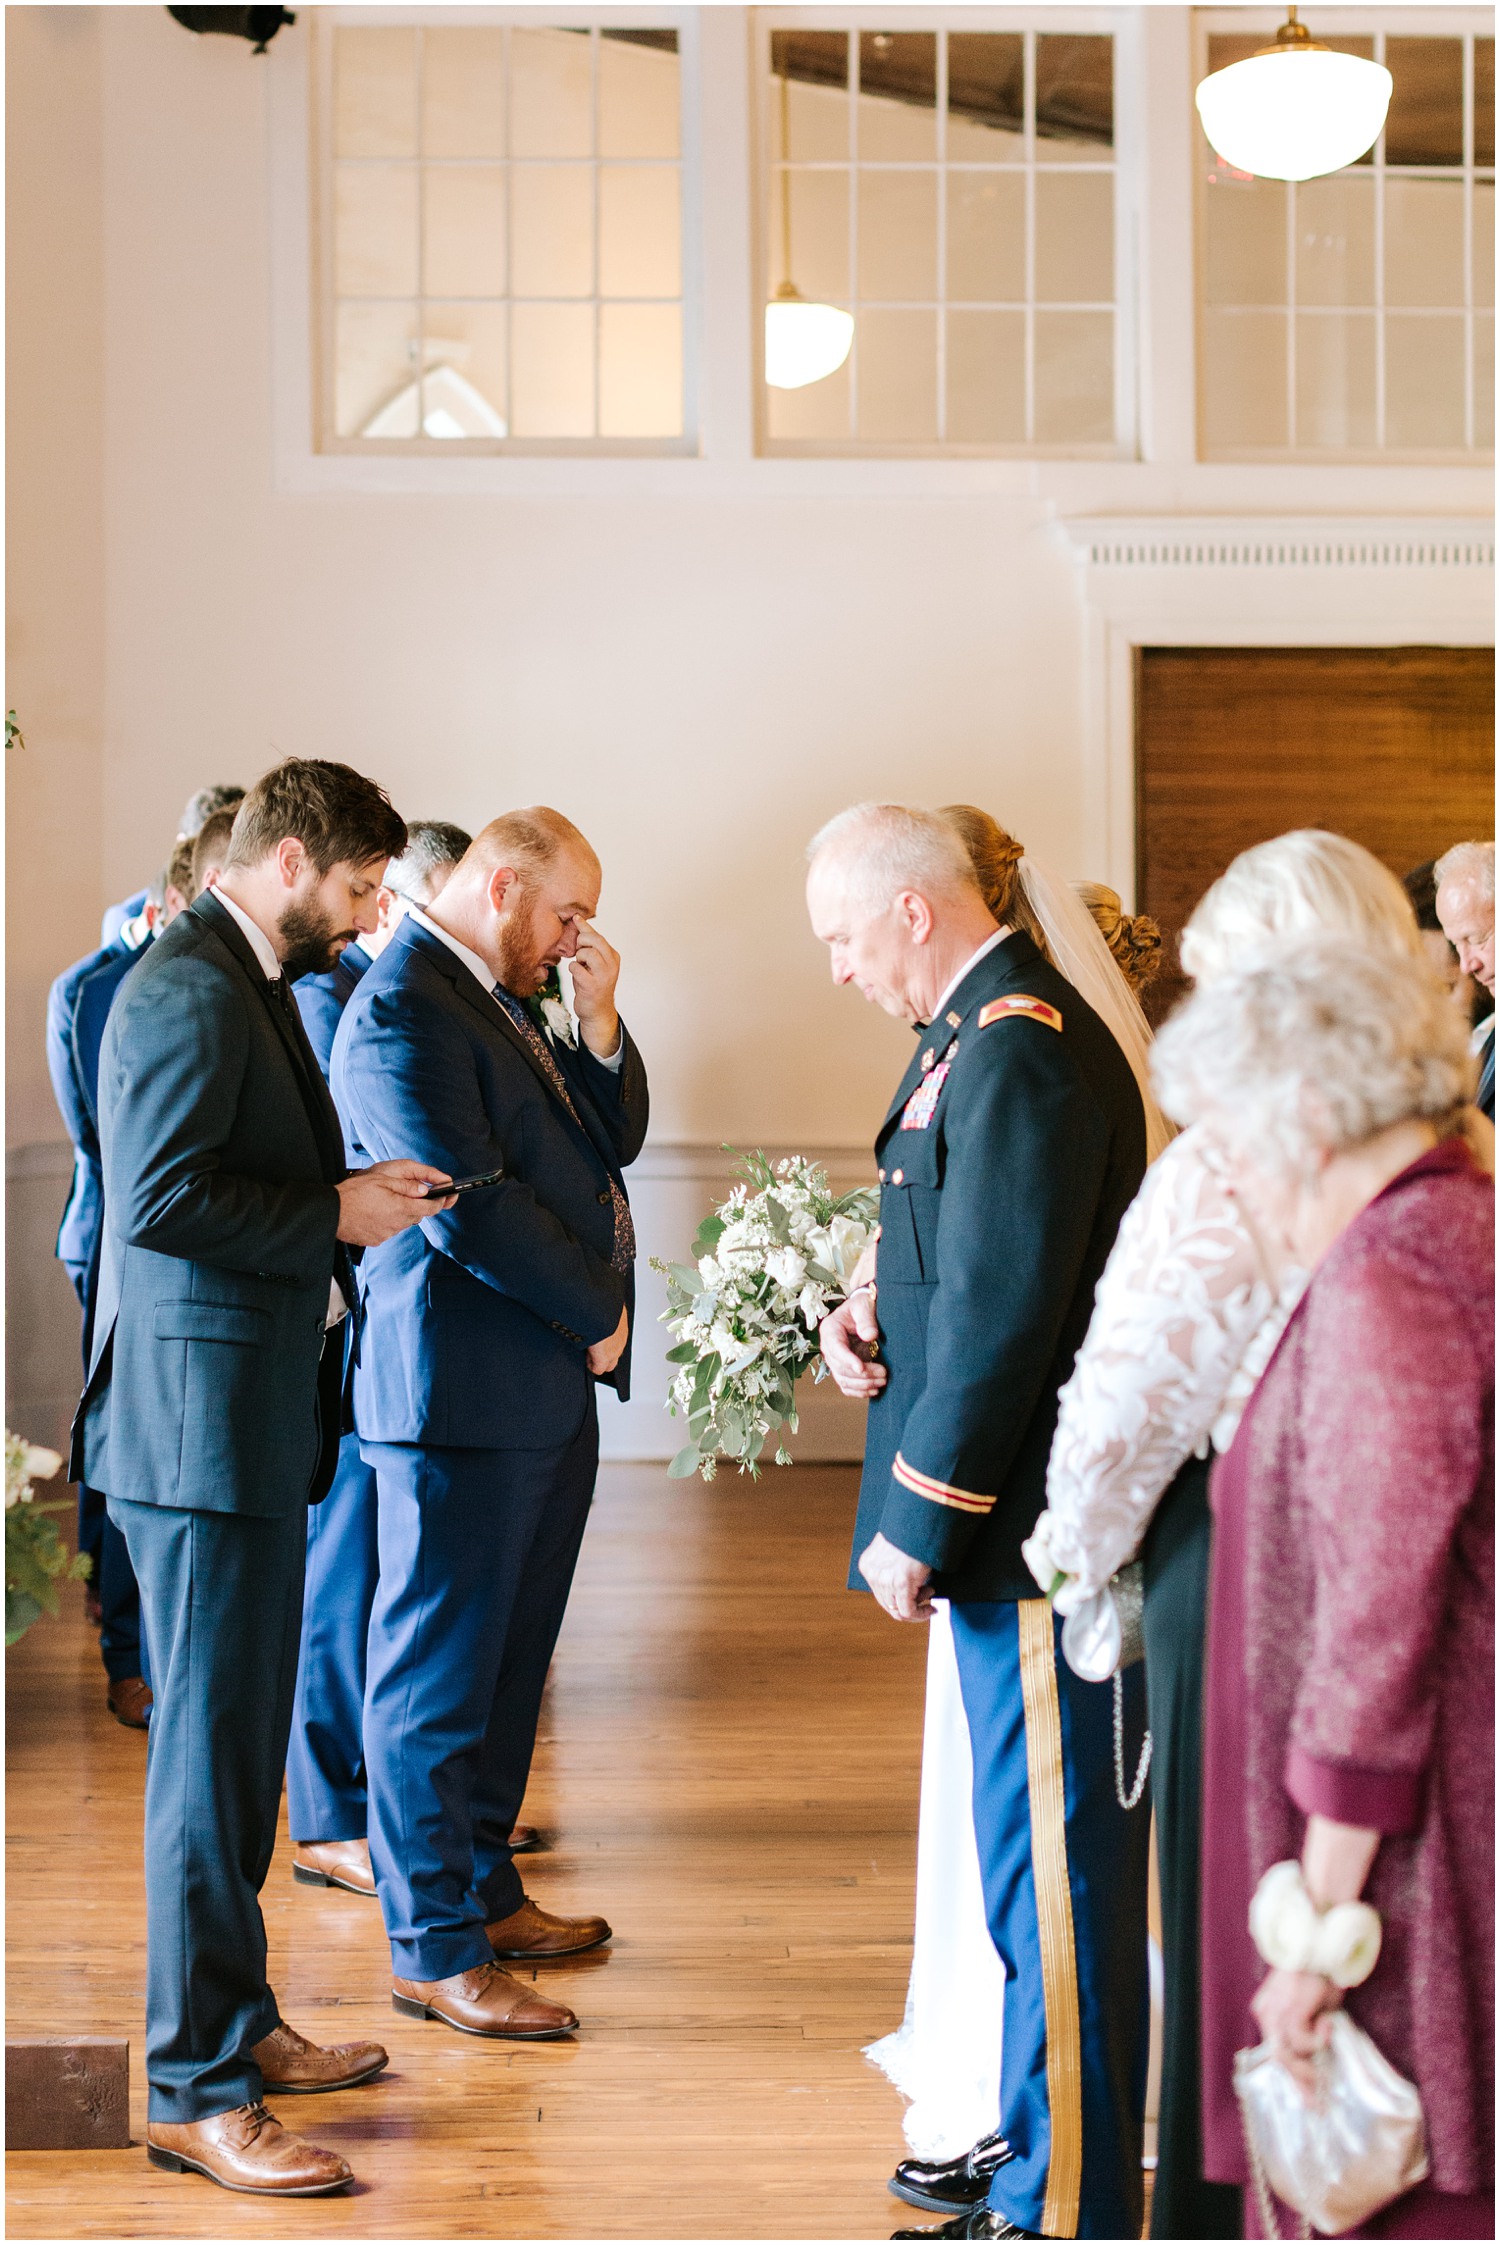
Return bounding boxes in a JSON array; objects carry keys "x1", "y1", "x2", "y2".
[
  {"x1": 889, "y1": 2210, "x2": 1038, "y2": 2241},
  {"x1": 889, "y1": 2130, "x2": 1013, "y2": 2215}
]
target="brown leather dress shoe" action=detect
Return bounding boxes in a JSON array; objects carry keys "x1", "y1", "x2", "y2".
[
  {"x1": 391, "y1": 1960, "x2": 578, "y2": 2040},
  {"x1": 509, "y1": 1821, "x2": 540, "y2": 1852},
  {"x1": 106, "y1": 1676, "x2": 152, "y2": 1730},
  {"x1": 251, "y1": 2018, "x2": 388, "y2": 2093},
  {"x1": 292, "y1": 1837, "x2": 376, "y2": 1896},
  {"x1": 146, "y1": 2101, "x2": 352, "y2": 2195},
  {"x1": 486, "y1": 1894, "x2": 612, "y2": 1959}
]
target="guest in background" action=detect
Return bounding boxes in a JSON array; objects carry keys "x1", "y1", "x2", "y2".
[
  {"x1": 190, "y1": 806, "x2": 240, "y2": 902},
  {"x1": 1435, "y1": 841, "x2": 1495, "y2": 1120},
  {"x1": 73, "y1": 759, "x2": 448, "y2": 2196},
  {"x1": 101, "y1": 781, "x2": 245, "y2": 944},
  {"x1": 334, "y1": 809, "x2": 645, "y2": 2042},
  {"x1": 45, "y1": 857, "x2": 193, "y2": 1726},
  {"x1": 1153, "y1": 942, "x2": 1493, "y2": 2242},
  {"x1": 1074, "y1": 883, "x2": 1163, "y2": 1001},
  {"x1": 287, "y1": 818, "x2": 473, "y2": 1902},
  {"x1": 1026, "y1": 831, "x2": 1431, "y2": 2240},
  {"x1": 1401, "y1": 860, "x2": 1477, "y2": 1022}
]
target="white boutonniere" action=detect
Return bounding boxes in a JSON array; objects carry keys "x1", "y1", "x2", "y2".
[{"x1": 540, "y1": 993, "x2": 576, "y2": 1048}]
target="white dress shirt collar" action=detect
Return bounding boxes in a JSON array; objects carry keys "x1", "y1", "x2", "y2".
[
  {"x1": 406, "y1": 903, "x2": 496, "y2": 995},
  {"x1": 927, "y1": 926, "x2": 1008, "y2": 1026},
  {"x1": 209, "y1": 883, "x2": 282, "y2": 982}
]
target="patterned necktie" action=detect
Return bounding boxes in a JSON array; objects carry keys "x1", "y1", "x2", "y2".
[{"x1": 491, "y1": 985, "x2": 635, "y2": 1274}]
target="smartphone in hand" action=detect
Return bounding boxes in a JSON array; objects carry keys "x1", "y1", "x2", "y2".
[{"x1": 423, "y1": 1167, "x2": 505, "y2": 1198}]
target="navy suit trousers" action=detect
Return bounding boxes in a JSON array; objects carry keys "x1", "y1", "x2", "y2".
[
  {"x1": 951, "y1": 1599, "x2": 1150, "y2": 2243},
  {"x1": 362, "y1": 1402, "x2": 597, "y2": 1982},
  {"x1": 77, "y1": 1485, "x2": 146, "y2": 1685},
  {"x1": 108, "y1": 1496, "x2": 306, "y2": 2122},
  {"x1": 285, "y1": 1432, "x2": 379, "y2": 1842}
]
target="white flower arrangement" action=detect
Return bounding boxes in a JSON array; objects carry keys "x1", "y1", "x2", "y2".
[
  {"x1": 653, "y1": 1151, "x2": 878, "y2": 1480},
  {"x1": 5, "y1": 1429, "x2": 87, "y2": 1647}
]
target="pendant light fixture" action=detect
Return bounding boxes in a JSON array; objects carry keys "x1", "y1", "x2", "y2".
[
  {"x1": 1195, "y1": 7, "x2": 1393, "y2": 183},
  {"x1": 764, "y1": 67, "x2": 854, "y2": 391}
]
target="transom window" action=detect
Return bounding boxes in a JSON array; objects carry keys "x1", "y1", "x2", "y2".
[
  {"x1": 319, "y1": 18, "x2": 688, "y2": 451},
  {"x1": 1198, "y1": 21, "x2": 1494, "y2": 458},
  {"x1": 759, "y1": 18, "x2": 1126, "y2": 455}
]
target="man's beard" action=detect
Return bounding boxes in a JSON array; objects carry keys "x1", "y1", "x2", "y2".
[
  {"x1": 278, "y1": 897, "x2": 352, "y2": 981},
  {"x1": 496, "y1": 903, "x2": 547, "y2": 996}
]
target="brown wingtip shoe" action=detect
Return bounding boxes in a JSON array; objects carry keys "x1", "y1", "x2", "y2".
[
  {"x1": 146, "y1": 2101, "x2": 353, "y2": 2195},
  {"x1": 391, "y1": 1960, "x2": 579, "y2": 2039},
  {"x1": 486, "y1": 1895, "x2": 612, "y2": 1959},
  {"x1": 106, "y1": 1675, "x2": 153, "y2": 1730},
  {"x1": 251, "y1": 2018, "x2": 388, "y2": 2093},
  {"x1": 292, "y1": 1836, "x2": 377, "y2": 1896}
]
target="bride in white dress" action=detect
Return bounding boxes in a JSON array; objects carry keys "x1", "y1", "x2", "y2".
[{"x1": 862, "y1": 815, "x2": 1174, "y2": 2165}]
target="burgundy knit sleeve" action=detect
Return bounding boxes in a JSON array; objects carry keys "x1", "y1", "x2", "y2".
[{"x1": 1287, "y1": 1240, "x2": 1482, "y2": 1836}]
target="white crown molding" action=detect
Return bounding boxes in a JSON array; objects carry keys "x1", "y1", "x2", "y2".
[{"x1": 1059, "y1": 516, "x2": 1496, "y2": 571}]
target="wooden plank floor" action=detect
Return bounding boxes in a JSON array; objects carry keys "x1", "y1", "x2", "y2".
[{"x1": 7, "y1": 1463, "x2": 930, "y2": 2241}]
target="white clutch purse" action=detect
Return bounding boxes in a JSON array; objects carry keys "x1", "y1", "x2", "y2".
[
  {"x1": 1235, "y1": 2009, "x2": 1429, "y2": 2238},
  {"x1": 1058, "y1": 1563, "x2": 1151, "y2": 1812}
]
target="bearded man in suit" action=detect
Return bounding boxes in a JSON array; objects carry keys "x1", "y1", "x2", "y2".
[
  {"x1": 333, "y1": 807, "x2": 647, "y2": 2041},
  {"x1": 73, "y1": 759, "x2": 451, "y2": 2197},
  {"x1": 287, "y1": 818, "x2": 474, "y2": 1901}
]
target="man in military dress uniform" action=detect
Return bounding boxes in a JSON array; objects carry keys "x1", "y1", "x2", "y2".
[{"x1": 808, "y1": 804, "x2": 1150, "y2": 2244}]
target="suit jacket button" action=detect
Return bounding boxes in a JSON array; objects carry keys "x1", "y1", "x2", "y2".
[
  {"x1": 597, "y1": 1189, "x2": 610, "y2": 1204},
  {"x1": 878, "y1": 1168, "x2": 886, "y2": 1183},
  {"x1": 891, "y1": 1167, "x2": 904, "y2": 1184}
]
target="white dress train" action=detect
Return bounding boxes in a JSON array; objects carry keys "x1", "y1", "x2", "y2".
[{"x1": 864, "y1": 1602, "x2": 1005, "y2": 2160}]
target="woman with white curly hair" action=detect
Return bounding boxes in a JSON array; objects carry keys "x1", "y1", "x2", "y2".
[
  {"x1": 1022, "y1": 831, "x2": 1446, "y2": 2240},
  {"x1": 1154, "y1": 942, "x2": 1493, "y2": 2242}
]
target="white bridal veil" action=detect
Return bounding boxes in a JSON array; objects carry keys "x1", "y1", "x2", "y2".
[{"x1": 1018, "y1": 857, "x2": 1176, "y2": 1162}]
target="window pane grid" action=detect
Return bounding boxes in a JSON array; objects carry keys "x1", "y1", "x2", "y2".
[
  {"x1": 764, "y1": 21, "x2": 1122, "y2": 454},
  {"x1": 324, "y1": 18, "x2": 686, "y2": 449},
  {"x1": 1199, "y1": 23, "x2": 1493, "y2": 460}
]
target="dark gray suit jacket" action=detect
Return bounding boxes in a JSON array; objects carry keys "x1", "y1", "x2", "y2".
[{"x1": 71, "y1": 892, "x2": 346, "y2": 1518}]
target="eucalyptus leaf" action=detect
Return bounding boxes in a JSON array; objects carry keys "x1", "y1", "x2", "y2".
[{"x1": 667, "y1": 1444, "x2": 704, "y2": 1479}]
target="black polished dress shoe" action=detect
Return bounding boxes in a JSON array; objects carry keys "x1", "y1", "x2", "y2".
[
  {"x1": 889, "y1": 2211, "x2": 1038, "y2": 2241},
  {"x1": 889, "y1": 2130, "x2": 1013, "y2": 2214}
]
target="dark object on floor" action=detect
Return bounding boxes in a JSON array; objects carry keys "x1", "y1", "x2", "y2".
[
  {"x1": 5, "y1": 2039, "x2": 130, "y2": 2149},
  {"x1": 889, "y1": 2210, "x2": 1038, "y2": 2240},
  {"x1": 166, "y1": 8, "x2": 295, "y2": 54}
]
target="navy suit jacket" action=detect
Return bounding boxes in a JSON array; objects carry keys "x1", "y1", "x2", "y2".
[
  {"x1": 1477, "y1": 1021, "x2": 1495, "y2": 1122},
  {"x1": 296, "y1": 943, "x2": 372, "y2": 1079},
  {"x1": 46, "y1": 935, "x2": 144, "y2": 1322},
  {"x1": 332, "y1": 917, "x2": 648, "y2": 1448},
  {"x1": 72, "y1": 892, "x2": 348, "y2": 1517},
  {"x1": 852, "y1": 933, "x2": 1146, "y2": 1603}
]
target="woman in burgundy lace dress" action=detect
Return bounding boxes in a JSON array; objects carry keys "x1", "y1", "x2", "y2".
[{"x1": 1153, "y1": 940, "x2": 1494, "y2": 2242}]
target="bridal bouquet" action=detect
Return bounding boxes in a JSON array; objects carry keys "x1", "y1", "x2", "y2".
[{"x1": 653, "y1": 1152, "x2": 878, "y2": 1480}]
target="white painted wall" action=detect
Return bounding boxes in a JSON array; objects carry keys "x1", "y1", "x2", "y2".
[{"x1": 7, "y1": 4, "x2": 1492, "y2": 1460}]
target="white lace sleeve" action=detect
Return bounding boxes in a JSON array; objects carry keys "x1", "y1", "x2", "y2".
[{"x1": 1042, "y1": 1129, "x2": 1290, "y2": 1595}]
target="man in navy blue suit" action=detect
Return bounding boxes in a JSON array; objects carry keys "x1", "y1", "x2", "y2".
[
  {"x1": 46, "y1": 862, "x2": 184, "y2": 1725},
  {"x1": 74, "y1": 759, "x2": 452, "y2": 2196},
  {"x1": 333, "y1": 806, "x2": 647, "y2": 2041},
  {"x1": 287, "y1": 820, "x2": 472, "y2": 1902}
]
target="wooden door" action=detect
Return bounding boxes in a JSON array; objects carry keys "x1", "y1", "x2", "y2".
[{"x1": 1136, "y1": 646, "x2": 1495, "y2": 1020}]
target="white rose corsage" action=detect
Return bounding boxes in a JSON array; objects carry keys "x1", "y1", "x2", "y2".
[{"x1": 1250, "y1": 1860, "x2": 1383, "y2": 1988}]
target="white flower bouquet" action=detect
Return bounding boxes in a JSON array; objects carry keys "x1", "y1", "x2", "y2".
[
  {"x1": 5, "y1": 1429, "x2": 87, "y2": 1647},
  {"x1": 653, "y1": 1151, "x2": 879, "y2": 1480}
]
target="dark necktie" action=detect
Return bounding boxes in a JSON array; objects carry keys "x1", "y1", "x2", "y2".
[{"x1": 490, "y1": 984, "x2": 635, "y2": 1274}]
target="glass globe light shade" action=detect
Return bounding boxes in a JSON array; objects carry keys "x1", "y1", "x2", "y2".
[
  {"x1": 1196, "y1": 35, "x2": 1392, "y2": 183},
  {"x1": 764, "y1": 285, "x2": 854, "y2": 391}
]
